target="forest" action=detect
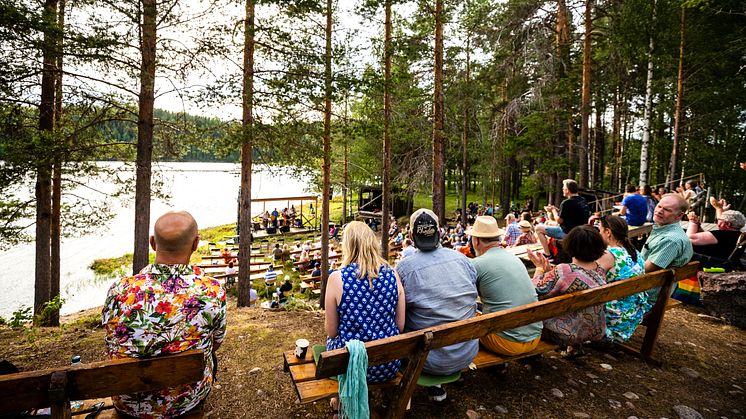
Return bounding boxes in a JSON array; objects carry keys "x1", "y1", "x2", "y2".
[{"x1": 1, "y1": 0, "x2": 745, "y2": 321}]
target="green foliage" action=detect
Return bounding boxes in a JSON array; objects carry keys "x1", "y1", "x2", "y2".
[
  {"x1": 89, "y1": 254, "x2": 132, "y2": 277},
  {"x1": 35, "y1": 295, "x2": 65, "y2": 325},
  {"x1": 9, "y1": 306, "x2": 32, "y2": 328}
]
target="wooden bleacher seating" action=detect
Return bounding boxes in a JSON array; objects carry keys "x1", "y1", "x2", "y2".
[
  {"x1": 284, "y1": 262, "x2": 698, "y2": 418},
  {"x1": 0, "y1": 350, "x2": 205, "y2": 419}
]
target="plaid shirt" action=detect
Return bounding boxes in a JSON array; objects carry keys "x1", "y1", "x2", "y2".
[{"x1": 504, "y1": 222, "x2": 521, "y2": 246}]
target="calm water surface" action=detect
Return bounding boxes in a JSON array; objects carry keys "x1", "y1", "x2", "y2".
[{"x1": 0, "y1": 162, "x2": 312, "y2": 318}]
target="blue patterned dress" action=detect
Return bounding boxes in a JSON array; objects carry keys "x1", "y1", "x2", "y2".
[
  {"x1": 604, "y1": 247, "x2": 649, "y2": 343},
  {"x1": 326, "y1": 262, "x2": 401, "y2": 383}
]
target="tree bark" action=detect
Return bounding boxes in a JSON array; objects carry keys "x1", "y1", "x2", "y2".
[
  {"x1": 461, "y1": 21, "x2": 470, "y2": 226},
  {"x1": 34, "y1": 0, "x2": 59, "y2": 324},
  {"x1": 432, "y1": 0, "x2": 445, "y2": 223},
  {"x1": 319, "y1": 0, "x2": 332, "y2": 309},
  {"x1": 381, "y1": 0, "x2": 392, "y2": 259},
  {"x1": 670, "y1": 7, "x2": 685, "y2": 191},
  {"x1": 49, "y1": 0, "x2": 65, "y2": 327},
  {"x1": 579, "y1": 0, "x2": 593, "y2": 189},
  {"x1": 133, "y1": 0, "x2": 157, "y2": 274},
  {"x1": 556, "y1": 0, "x2": 572, "y2": 180},
  {"x1": 639, "y1": 0, "x2": 656, "y2": 186},
  {"x1": 237, "y1": 0, "x2": 254, "y2": 308}
]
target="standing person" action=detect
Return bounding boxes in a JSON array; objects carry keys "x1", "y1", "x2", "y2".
[
  {"x1": 596, "y1": 216, "x2": 647, "y2": 343},
  {"x1": 619, "y1": 184, "x2": 648, "y2": 227},
  {"x1": 536, "y1": 179, "x2": 590, "y2": 240},
  {"x1": 325, "y1": 221, "x2": 406, "y2": 410},
  {"x1": 102, "y1": 211, "x2": 226, "y2": 418},
  {"x1": 396, "y1": 209, "x2": 478, "y2": 402},
  {"x1": 468, "y1": 216, "x2": 543, "y2": 356},
  {"x1": 526, "y1": 225, "x2": 607, "y2": 347},
  {"x1": 642, "y1": 194, "x2": 694, "y2": 302}
]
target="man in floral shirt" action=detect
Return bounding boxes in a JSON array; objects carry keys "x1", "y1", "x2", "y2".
[{"x1": 102, "y1": 211, "x2": 227, "y2": 418}]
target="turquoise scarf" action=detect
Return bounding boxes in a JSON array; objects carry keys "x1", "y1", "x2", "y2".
[{"x1": 338, "y1": 340, "x2": 369, "y2": 419}]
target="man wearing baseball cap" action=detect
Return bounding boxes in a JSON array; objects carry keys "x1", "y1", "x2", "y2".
[
  {"x1": 469, "y1": 216, "x2": 543, "y2": 356},
  {"x1": 395, "y1": 208, "x2": 479, "y2": 402}
]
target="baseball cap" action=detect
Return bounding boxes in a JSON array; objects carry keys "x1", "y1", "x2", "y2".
[{"x1": 410, "y1": 208, "x2": 440, "y2": 251}]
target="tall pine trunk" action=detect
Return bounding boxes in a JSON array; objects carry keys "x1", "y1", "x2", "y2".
[
  {"x1": 579, "y1": 0, "x2": 592, "y2": 188},
  {"x1": 49, "y1": 0, "x2": 65, "y2": 327},
  {"x1": 639, "y1": 0, "x2": 656, "y2": 186},
  {"x1": 461, "y1": 39, "x2": 470, "y2": 226},
  {"x1": 34, "y1": 0, "x2": 59, "y2": 324},
  {"x1": 381, "y1": 0, "x2": 392, "y2": 259},
  {"x1": 670, "y1": 7, "x2": 685, "y2": 190},
  {"x1": 238, "y1": 0, "x2": 254, "y2": 308},
  {"x1": 432, "y1": 0, "x2": 445, "y2": 222},
  {"x1": 555, "y1": 0, "x2": 572, "y2": 182},
  {"x1": 319, "y1": 0, "x2": 332, "y2": 309},
  {"x1": 133, "y1": 0, "x2": 157, "y2": 274}
]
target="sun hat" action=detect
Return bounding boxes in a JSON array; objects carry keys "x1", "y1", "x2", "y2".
[
  {"x1": 504, "y1": 213, "x2": 515, "y2": 221},
  {"x1": 518, "y1": 220, "x2": 532, "y2": 230},
  {"x1": 410, "y1": 208, "x2": 440, "y2": 251},
  {"x1": 467, "y1": 216, "x2": 504, "y2": 238}
]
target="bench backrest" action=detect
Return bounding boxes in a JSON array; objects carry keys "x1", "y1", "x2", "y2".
[
  {"x1": 316, "y1": 262, "x2": 698, "y2": 378},
  {"x1": 0, "y1": 350, "x2": 205, "y2": 415}
]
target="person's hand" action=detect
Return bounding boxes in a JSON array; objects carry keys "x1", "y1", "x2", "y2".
[
  {"x1": 526, "y1": 248, "x2": 551, "y2": 271},
  {"x1": 709, "y1": 196, "x2": 721, "y2": 209},
  {"x1": 721, "y1": 199, "x2": 731, "y2": 211},
  {"x1": 740, "y1": 162, "x2": 746, "y2": 170},
  {"x1": 687, "y1": 212, "x2": 699, "y2": 224}
]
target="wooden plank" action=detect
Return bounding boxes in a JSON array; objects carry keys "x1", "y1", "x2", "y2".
[
  {"x1": 283, "y1": 350, "x2": 313, "y2": 372},
  {"x1": 467, "y1": 340, "x2": 557, "y2": 371},
  {"x1": 289, "y1": 363, "x2": 319, "y2": 383},
  {"x1": 295, "y1": 374, "x2": 402, "y2": 404},
  {"x1": 0, "y1": 350, "x2": 204, "y2": 414}
]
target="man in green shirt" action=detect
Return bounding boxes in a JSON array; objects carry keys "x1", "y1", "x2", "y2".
[
  {"x1": 642, "y1": 194, "x2": 693, "y2": 302},
  {"x1": 469, "y1": 216, "x2": 543, "y2": 356}
]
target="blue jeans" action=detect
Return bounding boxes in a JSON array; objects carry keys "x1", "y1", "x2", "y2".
[{"x1": 544, "y1": 226, "x2": 566, "y2": 240}]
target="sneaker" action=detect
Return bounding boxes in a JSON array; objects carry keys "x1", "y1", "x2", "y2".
[{"x1": 426, "y1": 385, "x2": 447, "y2": 402}]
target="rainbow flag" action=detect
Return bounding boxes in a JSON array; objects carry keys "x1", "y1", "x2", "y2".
[{"x1": 671, "y1": 276, "x2": 702, "y2": 306}]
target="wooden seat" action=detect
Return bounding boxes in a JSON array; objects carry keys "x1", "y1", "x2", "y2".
[
  {"x1": 284, "y1": 262, "x2": 699, "y2": 419},
  {"x1": 0, "y1": 350, "x2": 206, "y2": 419}
]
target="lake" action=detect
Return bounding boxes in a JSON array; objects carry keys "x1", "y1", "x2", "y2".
[{"x1": 0, "y1": 161, "x2": 313, "y2": 319}]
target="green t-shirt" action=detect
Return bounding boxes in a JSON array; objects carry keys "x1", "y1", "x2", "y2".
[
  {"x1": 641, "y1": 222, "x2": 693, "y2": 303},
  {"x1": 470, "y1": 247, "x2": 543, "y2": 342}
]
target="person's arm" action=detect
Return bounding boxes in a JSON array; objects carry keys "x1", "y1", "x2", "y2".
[
  {"x1": 597, "y1": 250, "x2": 615, "y2": 272},
  {"x1": 394, "y1": 271, "x2": 406, "y2": 333},
  {"x1": 686, "y1": 212, "x2": 718, "y2": 246},
  {"x1": 619, "y1": 206, "x2": 628, "y2": 216},
  {"x1": 324, "y1": 271, "x2": 343, "y2": 338},
  {"x1": 644, "y1": 259, "x2": 663, "y2": 273}
]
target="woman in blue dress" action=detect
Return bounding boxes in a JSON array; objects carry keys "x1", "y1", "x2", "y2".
[
  {"x1": 325, "y1": 221, "x2": 406, "y2": 383},
  {"x1": 596, "y1": 215, "x2": 648, "y2": 343}
]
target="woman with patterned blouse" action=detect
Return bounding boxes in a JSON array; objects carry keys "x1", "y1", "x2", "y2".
[
  {"x1": 526, "y1": 225, "x2": 607, "y2": 347},
  {"x1": 597, "y1": 215, "x2": 648, "y2": 343}
]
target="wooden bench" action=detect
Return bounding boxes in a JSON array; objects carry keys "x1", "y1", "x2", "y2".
[
  {"x1": 0, "y1": 350, "x2": 205, "y2": 419},
  {"x1": 284, "y1": 262, "x2": 698, "y2": 418}
]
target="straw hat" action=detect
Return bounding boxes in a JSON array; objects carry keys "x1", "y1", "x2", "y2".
[
  {"x1": 518, "y1": 220, "x2": 532, "y2": 230},
  {"x1": 467, "y1": 216, "x2": 504, "y2": 238}
]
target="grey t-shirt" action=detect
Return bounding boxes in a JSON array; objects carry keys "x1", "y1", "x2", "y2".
[
  {"x1": 396, "y1": 247, "x2": 479, "y2": 375},
  {"x1": 470, "y1": 247, "x2": 543, "y2": 342}
]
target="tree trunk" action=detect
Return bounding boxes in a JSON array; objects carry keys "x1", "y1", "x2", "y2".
[
  {"x1": 319, "y1": 0, "x2": 333, "y2": 309},
  {"x1": 579, "y1": 0, "x2": 593, "y2": 188},
  {"x1": 381, "y1": 0, "x2": 392, "y2": 259},
  {"x1": 133, "y1": 0, "x2": 157, "y2": 274},
  {"x1": 237, "y1": 0, "x2": 254, "y2": 308},
  {"x1": 611, "y1": 87, "x2": 621, "y2": 191},
  {"x1": 670, "y1": 7, "x2": 685, "y2": 191},
  {"x1": 49, "y1": 0, "x2": 65, "y2": 327},
  {"x1": 593, "y1": 98, "x2": 604, "y2": 188},
  {"x1": 556, "y1": 0, "x2": 572, "y2": 180},
  {"x1": 34, "y1": 0, "x2": 59, "y2": 324},
  {"x1": 431, "y1": 0, "x2": 445, "y2": 223},
  {"x1": 461, "y1": 24, "x2": 470, "y2": 226},
  {"x1": 639, "y1": 0, "x2": 656, "y2": 186}
]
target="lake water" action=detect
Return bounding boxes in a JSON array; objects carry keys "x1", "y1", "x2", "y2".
[{"x1": 0, "y1": 162, "x2": 313, "y2": 319}]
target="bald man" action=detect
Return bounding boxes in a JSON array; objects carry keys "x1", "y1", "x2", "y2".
[
  {"x1": 102, "y1": 211, "x2": 226, "y2": 418},
  {"x1": 641, "y1": 194, "x2": 693, "y2": 303}
]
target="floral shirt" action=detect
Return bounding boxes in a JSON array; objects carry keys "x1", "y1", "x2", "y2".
[{"x1": 102, "y1": 264, "x2": 226, "y2": 419}]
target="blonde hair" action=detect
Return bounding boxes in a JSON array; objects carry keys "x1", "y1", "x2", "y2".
[{"x1": 342, "y1": 221, "x2": 387, "y2": 284}]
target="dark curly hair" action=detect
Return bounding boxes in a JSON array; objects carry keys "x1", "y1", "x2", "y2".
[{"x1": 562, "y1": 225, "x2": 606, "y2": 263}]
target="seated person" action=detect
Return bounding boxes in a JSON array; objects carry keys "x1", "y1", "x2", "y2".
[
  {"x1": 502, "y1": 213, "x2": 520, "y2": 246},
  {"x1": 221, "y1": 247, "x2": 235, "y2": 265},
  {"x1": 277, "y1": 276, "x2": 293, "y2": 304},
  {"x1": 514, "y1": 220, "x2": 537, "y2": 246},
  {"x1": 311, "y1": 262, "x2": 321, "y2": 277},
  {"x1": 102, "y1": 211, "x2": 226, "y2": 418},
  {"x1": 224, "y1": 261, "x2": 237, "y2": 287},
  {"x1": 526, "y1": 225, "x2": 607, "y2": 347},
  {"x1": 619, "y1": 184, "x2": 647, "y2": 227},
  {"x1": 272, "y1": 244, "x2": 283, "y2": 262},
  {"x1": 281, "y1": 244, "x2": 291, "y2": 262},
  {"x1": 264, "y1": 265, "x2": 278, "y2": 284},
  {"x1": 325, "y1": 221, "x2": 405, "y2": 411},
  {"x1": 687, "y1": 198, "x2": 744, "y2": 260}
]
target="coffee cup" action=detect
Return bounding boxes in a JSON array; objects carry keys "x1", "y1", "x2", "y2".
[{"x1": 295, "y1": 338, "x2": 310, "y2": 359}]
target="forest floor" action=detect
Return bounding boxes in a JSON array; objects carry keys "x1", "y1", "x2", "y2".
[{"x1": 1, "y1": 299, "x2": 744, "y2": 419}]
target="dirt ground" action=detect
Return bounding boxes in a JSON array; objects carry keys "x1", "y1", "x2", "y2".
[{"x1": 1, "y1": 300, "x2": 744, "y2": 419}]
